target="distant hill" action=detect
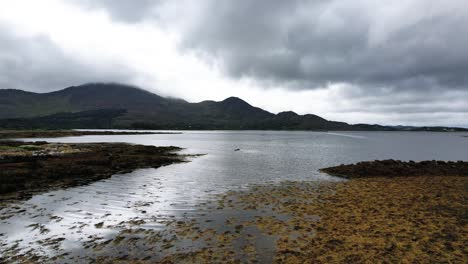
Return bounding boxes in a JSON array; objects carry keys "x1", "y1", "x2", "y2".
[
  {"x1": 0, "y1": 109, "x2": 127, "y2": 129},
  {"x1": 1, "y1": 83, "x2": 467, "y2": 131}
]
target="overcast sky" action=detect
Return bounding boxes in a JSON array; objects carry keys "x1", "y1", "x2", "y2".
[{"x1": 1, "y1": 0, "x2": 467, "y2": 127}]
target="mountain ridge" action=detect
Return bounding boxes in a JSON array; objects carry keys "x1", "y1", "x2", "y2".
[{"x1": 1, "y1": 83, "x2": 467, "y2": 131}]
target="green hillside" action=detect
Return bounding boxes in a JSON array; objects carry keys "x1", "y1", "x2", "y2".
[{"x1": 1, "y1": 83, "x2": 467, "y2": 131}]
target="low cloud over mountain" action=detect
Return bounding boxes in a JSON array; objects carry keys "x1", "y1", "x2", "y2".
[{"x1": 1, "y1": 0, "x2": 467, "y2": 126}]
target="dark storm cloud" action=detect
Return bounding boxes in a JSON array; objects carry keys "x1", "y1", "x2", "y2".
[
  {"x1": 69, "y1": 0, "x2": 468, "y2": 93},
  {"x1": 180, "y1": 0, "x2": 468, "y2": 92},
  {"x1": 0, "y1": 28, "x2": 133, "y2": 92}
]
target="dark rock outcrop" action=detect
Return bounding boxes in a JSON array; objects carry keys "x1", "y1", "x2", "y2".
[
  {"x1": 0, "y1": 141, "x2": 184, "y2": 201},
  {"x1": 320, "y1": 160, "x2": 468, "y2": 178}
]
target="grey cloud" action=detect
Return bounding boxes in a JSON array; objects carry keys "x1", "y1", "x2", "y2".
[
  {"x1": 0, "y1": 27, "x2": 134, "y2": 92},
  {"x1": 326, "y1": 84, "x2": 468, "y2": 123},
  {"x1": 64, "y1": 0, "x2": 468, "y2": 93},
  {"x1": 180, "y1": 0, "x2": 468, "y2": 92},
  {"x1": 330, "y1": 111, "x2": 468, "y2": 127},
  {"x1": 73, "y1": 0, "x2": 165, "y2": 23}
]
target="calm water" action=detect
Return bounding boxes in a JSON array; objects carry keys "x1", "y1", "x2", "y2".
[{"x1": 1, "y1": 131, "x2": 467, "y2": 259}]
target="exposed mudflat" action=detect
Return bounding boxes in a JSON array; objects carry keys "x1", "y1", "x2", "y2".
[
  {"x1": 0, "y1": 141, "x2": 185, "y2": 202},
  {"x1": 94, "y1": 176, "x2": 466, "y2": 263},
  {"x1": 5, "y1": 174, "x2": 466, "y2": 263},
  {"x1": 168, "y1": 176, "x2": 467, "y2": 263}
]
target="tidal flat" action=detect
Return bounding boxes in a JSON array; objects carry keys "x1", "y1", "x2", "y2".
[
  {"x1": 1, "y1": 130, "x2": 467, "y2": 263},
  {"x1": 0, "y1": 140, "x2": 185, "y2": 202},
  {"x1": 5, "y1": 169, "x2": 465, "y2": 263}
]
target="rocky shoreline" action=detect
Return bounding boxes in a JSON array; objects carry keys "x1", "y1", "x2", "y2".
[
  {"x1": 1, "y1": 129, "x2": 467, "y2": 264},
  {"x1": 34, "y1": 172, "x2": 466, "y2": 263},
  {"x1": 320, "y1": 159, "x2": 468, "y2": 178},
  {"x1": 84, "y1": 161, "x2": 467, "y2": 263},
  {"x1": 0, "y1": 140, "x2": 185, "y2": 203}
]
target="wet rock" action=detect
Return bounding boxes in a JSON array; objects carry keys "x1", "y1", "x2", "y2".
[
  {"x1": 0, "y1": 141, "x2": 186, "y2": 202},
  {"x1": 320, "y1": 160, "x2": 468, "y2": 178}
]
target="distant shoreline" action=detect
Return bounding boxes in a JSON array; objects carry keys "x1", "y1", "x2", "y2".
[
  {"x1": 0, "y1": 129, "x2": 180, "y2": 139},
  {"x1": 2, "y1": 128, "x2": 466, "y2": 133}
]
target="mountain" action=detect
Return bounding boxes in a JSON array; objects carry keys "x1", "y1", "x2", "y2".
[
  {"x1": 0, "y1": 109, "x2": 127, "y2": 129},
  {"x1": 1, "y1": 83, "x2": 467, "y2": 131},
  {"x1": 0, "y1": 83, "x2": 276, "y2": 129}
]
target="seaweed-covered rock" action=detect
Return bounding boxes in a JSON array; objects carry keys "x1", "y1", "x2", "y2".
[
  {"x1": 320, "y1": 160, "x2": 468, "y2": 178},
  {"x1": 0, "y1": 141, "x2": 184, "y2": 201}
]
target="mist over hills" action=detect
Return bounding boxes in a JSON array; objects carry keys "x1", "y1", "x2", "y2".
[{"x1": 0, "y1": 83, "x2": 466, "y2": 131}]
